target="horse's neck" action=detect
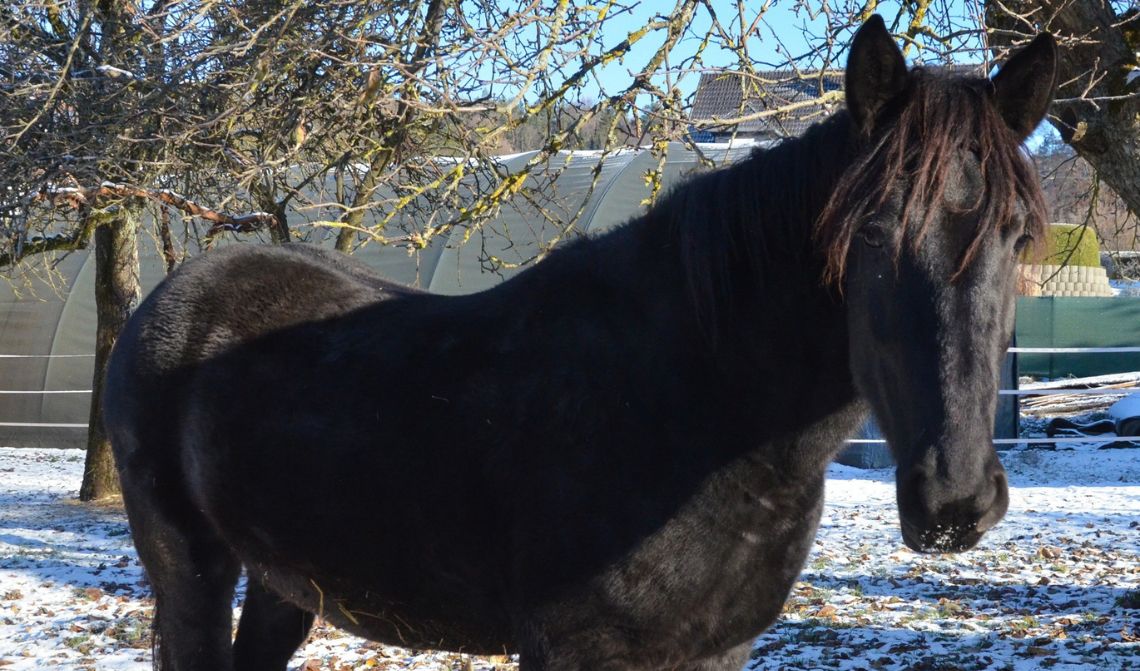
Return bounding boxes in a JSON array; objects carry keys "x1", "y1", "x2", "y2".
[
  {"x1": 723, "y1": 280, "x2": 863, "y2": 472},
  {"x1": 642, "y1": 123, "x2": 863, "y2": 473}
]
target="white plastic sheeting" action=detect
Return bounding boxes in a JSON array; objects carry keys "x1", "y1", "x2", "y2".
[{"x1": 0, "y1": 143, "x2": 757, "y2": 447}]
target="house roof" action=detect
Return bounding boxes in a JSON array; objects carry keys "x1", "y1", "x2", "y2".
[
  {"x1": 690, "y1": 64, "x2": 987, "y2": 139},
  {"x1": 691, "y1": 70, "x2": 844, "y2": 138}
]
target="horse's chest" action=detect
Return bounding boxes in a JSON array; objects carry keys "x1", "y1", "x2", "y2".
[
  {"x1": 689, "y1": 483, "x2": 824, "y2": 627},
  {"x1": 582, "y1": 471, "x2": 827, "y2": 657}
]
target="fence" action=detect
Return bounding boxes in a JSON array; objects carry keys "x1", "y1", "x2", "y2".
[
  {"x1": 1015, "y1": 297, "x2": 1140, "y2": 377},
  {"x1": 836, "y1": 344, "x2": 1140, "y2": 468}
]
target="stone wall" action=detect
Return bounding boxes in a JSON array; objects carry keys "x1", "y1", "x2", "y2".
[{"x1": 1018, "y1": 263, "x2": 1115, "y2": 297}]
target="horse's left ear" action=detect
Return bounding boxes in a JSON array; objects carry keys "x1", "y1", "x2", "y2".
[{"x1": 991, "y1": 33, "x2": 1058, "y2": 141}]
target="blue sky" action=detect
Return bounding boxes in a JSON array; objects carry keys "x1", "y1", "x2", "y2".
[
  {"x1": 574, "y1": 0, "x2": 1055, "y2": 149},
  {"x1": 587, "y1": 1, "x2": 828, "y2": 99}
]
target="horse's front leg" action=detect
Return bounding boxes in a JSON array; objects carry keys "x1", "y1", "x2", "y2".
[
  {"x1": 668, "y1": 643, "x2": 752, "y2": 671},
  {"x1": 517, "y1": 651, "x2": 647, "y2": 671},
  {"x1": 514, "y1": 615, "x2": 655, "y2": 671},
  {"x1": 516, "y1": 641, "x2": 753, "y2": 671},
  {"x1": 515, "y1": 608, "x2": 754, "y2": 671}
]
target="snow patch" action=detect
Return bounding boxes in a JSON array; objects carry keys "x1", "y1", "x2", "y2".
[{"x1": 0, "y1": 446, "x2": 1136, "y2": 670}]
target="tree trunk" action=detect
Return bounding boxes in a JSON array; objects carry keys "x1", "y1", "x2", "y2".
[
  {"x1": 986, "y1": 0, "x2": 1140, "y2": 218},
  {"x1": 79, "y1": 206, "x2": 141, "y2": 502},
  {"x1": 335, "y1": 154, "x2": 390, "y2": 253}
]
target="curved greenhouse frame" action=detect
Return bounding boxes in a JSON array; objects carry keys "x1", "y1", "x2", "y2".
[{"x1": 0, "y1": 143, "x2": 756, "y2": 447}]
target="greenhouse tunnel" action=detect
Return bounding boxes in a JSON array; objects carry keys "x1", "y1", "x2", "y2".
[{"x1": 1, "y1": 143, "x2": 755, "y2": 448}]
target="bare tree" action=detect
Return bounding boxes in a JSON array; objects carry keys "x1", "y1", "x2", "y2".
[
  {"x1": 1, "y1": 0, "x2": 815, "y2": 501},
  {"x1": 2, "y1": 2, "x2": 156, "y2": 500},
  {"x1": 985, "y1": 0, "x2": 1140, "y2": 232},
  {"x1": 1036, "y1": 133, "x2": 1136, "y2": 249},
  {"x1": 702, "y1": 0, "x2": 1140, "y2": 246},
  {"x1": 9, "y1": 0, "x2": 1130, "y2": 501}
]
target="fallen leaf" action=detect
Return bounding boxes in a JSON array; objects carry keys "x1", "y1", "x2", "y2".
[{"x1": 815, "y1": 605, "x2": 837, "y2": 618}]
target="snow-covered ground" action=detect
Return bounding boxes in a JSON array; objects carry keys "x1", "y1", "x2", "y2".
[
  {"x1": 0, "y1": 446, "x2": 1136, "y2": 670},
  {"x1": 1110, "y1": 278, "x2": 1140, "y2": 297}
]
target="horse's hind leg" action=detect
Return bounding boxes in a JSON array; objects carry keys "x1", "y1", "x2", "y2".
[
  {"x1": 233, "y1": 578, "x2": 315, "y2": 671},
  {"x1": 118, "y1": 460, "x2": 241, "y2": 670}
]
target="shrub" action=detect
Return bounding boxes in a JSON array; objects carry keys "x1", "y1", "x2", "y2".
[{"x1": 1024, "y1": 223, "x2": 1103, "y2": 267}]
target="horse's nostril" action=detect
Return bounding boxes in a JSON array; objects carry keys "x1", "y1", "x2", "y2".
[{"x1": 975, "y1": 470, "x2": 1010, "y2": 534}]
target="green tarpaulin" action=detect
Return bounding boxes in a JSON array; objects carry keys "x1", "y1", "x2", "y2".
[{"x1": 1016, "y1": 297, "x2": 1140, "y2": 378}]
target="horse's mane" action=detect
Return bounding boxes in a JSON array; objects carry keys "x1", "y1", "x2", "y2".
[
  {"x1": 816, "y1": 69, "x2": 1049, "y2": 284},
  {"x1": 654, "y1": 114, "x2": 855, "y2": 341}
]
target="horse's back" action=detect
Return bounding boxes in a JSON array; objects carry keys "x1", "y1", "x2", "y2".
[{"x1": 114, "y1": 244, "x2": 400, "y2": 367}]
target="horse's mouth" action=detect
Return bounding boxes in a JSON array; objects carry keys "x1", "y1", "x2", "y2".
[
  {"x1": 895, "y1": 469, "x2": 1009, "y2": 555},
  {"x1": 899, "y1": 518, "x2": 985, "y2": 555}
]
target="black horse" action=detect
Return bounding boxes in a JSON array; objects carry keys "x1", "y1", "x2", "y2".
[{"x1": 104, "y1": 17, "x2": 1056, "y2": 671}]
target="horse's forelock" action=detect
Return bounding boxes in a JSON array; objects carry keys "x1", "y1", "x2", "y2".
[{"x1": 816, "y1": 70, "x2": 1049, "y2": 286}]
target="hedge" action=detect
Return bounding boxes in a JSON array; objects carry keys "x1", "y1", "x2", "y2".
[{"x1": 1025, "y1": 223, "x2": 1102, "y2": 268}]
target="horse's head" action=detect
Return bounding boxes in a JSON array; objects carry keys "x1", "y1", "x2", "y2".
[{"x1": 823, "y1": 17, "x2": 1056, "y2": 553}]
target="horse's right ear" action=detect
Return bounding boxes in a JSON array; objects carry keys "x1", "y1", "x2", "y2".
[{"x1": 846, "y1": 15, "x2": 908, "y2": 134}]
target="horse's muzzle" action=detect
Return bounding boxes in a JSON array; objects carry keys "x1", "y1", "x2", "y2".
[{"x1": 896, "y1": 467, "x2": 1009, "y2": 554}]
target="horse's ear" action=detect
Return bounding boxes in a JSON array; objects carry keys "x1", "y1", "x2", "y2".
[
  {"x1": 991, "y1": 33, "x2": 1057, "y2": 141},
  {"x1": 846, "y1": 15, "x2": 908, "y2": 134}
]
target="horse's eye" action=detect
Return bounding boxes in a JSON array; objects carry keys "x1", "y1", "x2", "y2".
[
  {"x1": 1013, "y1": 233, "x2": 1033, "y2": 254},
  {"x1": 858, "y1": 224, "x2": 887, "y2": 248}
]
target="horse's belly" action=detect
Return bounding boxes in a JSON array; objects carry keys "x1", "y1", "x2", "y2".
[
  {"x1": 253, "y1": 562, "x2": 516, "y2": 655},
  {"x1": 187, "y1": 410, "x2": 515, "y2": 651}
]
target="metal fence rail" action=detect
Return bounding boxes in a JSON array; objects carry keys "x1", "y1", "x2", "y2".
[{"x1": 848, "y1": 437, "x2": 1137, "y2": 446}]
